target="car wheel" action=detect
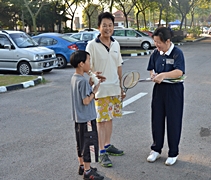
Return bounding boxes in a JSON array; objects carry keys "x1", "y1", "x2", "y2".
[
  {"x1": 141, "y1": 42, "x2": 150, "y2": 50},
  {"x1": 43, "y1": 68, "x2": 52, "y2": 72},
  {"x1": 18, "y1": 62, "x2": 31, "y2": 75},
  {"x1": 56, "y1": 55, "x2": 67, "y2": 68}
]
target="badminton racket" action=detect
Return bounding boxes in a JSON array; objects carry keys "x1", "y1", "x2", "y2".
[
  {"x1": 121, "y1": 71, "x2": 151, "y2": 93},
  {"x1": 121, "y1": 71, "x2": 186, "y2": 94}
]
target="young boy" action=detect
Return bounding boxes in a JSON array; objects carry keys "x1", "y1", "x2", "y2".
[{"x1": 70, "y1": 50, "x2": 104, "y2": 180}]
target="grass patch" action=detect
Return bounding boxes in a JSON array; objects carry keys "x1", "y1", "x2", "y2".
[
  {"x1": 121, "y1": 49, "x2": 145, "y2": 54},
  {"x1": 184, "y1": 37, "x2": 195, "y2": 41},
  {"x1": 0, "y1": 75, "x2": 40, "y2": 86}
]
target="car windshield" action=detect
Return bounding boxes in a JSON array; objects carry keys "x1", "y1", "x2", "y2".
[
  {"x1": 136, "y1": 30, "x2": 149, "y2": 36},
  {"x1": 10, "y1": 33, "x2": 38, "y2": 48},
  {"x1": 61, "y1": 35, "x2": 80, "y2": 42}
]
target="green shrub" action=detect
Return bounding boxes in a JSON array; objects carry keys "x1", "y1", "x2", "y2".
[{"x1": 187, "y1": 26, "x2": 201, "y2": 37}]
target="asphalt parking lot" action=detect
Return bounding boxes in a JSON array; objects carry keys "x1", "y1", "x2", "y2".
[{"x1": 1, "y1": 37, "x2": 211, "y2": 180}]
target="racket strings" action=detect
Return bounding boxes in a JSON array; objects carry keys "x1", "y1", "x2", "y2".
[{"x1": 123, "y1": 72, "x2": 140, "y2": 89}]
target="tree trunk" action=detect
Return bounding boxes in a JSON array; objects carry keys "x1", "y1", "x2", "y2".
[
  {"x1": 136, "y1": 12, "x2": 140, "y2": 30},
  {"x1": 143, "y1": 12, "x2": 147, "y2": 28}
]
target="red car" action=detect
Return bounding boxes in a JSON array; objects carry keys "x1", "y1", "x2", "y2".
[{"x1": 142, "y1": 31, "x2": 153, "y2": 37}]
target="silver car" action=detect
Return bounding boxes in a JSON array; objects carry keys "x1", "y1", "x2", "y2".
[
  {"x1": 0, "y1": 30, "x2": 58, "y2": 75},
  {"x1": 68, "y1": 31, "x2": 100, "y2": 42},
  {"x1": 112, "y1": 28, "x2": 155, "y2": 50}
]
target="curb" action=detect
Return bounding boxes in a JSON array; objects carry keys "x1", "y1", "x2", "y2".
[
  {"x1": 121, "y1": 50, "x2": 151, "y2": 57},
  {"x1": 121, "y1": 42, "x2": 184, "y2": 57},
  {"x1": 0, "y1": 76, "x2": 43, "y2": 93}
]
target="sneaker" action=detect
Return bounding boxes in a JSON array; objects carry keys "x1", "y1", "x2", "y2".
[
  {"x1": 78, "y1": 166, "x2": 97, "y2": 175},
  {"x1": 106, "y1": 145, "x2": 124, "y2": 156},
  {"x1": 83, "y1": 169, "x2": 104, "y2": 180},
  {"x1": 99, "y1": 153, "x2": 112, "y2": 167},
  {"x1": 165, "y1": 156, "x2": 178, "y2": 166},
  {"x1": 147, "y1": 150, "x2": 160, "y2": 162}
]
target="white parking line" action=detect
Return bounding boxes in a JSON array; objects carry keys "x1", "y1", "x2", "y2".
[
  {"x1": 122, "y1": 92, "x2": 148, "y2": 115},
  {"x1": 123, "y1": 58, "x2": 130, "y2": 62},
  {"x1": 123, "y1": 92, "x2": 148, "y2": 108}
]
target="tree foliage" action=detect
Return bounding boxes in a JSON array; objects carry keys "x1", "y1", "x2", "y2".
[
  {"x1": 0, "y1": 0, "x2": 211, "y2": 33},
  {"x1": 82, "y1": 3, "x2": 101, "y2": 28}
]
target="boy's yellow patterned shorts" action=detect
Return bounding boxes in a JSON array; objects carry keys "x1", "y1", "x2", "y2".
[{"x1": 95, "y1": 96, "x2": 122, "y2": 123}]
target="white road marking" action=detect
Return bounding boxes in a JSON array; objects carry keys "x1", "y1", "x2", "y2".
[
  {"x1": 122, "y1": 111, "x2": 135, "y2": 115},
  {"x1": 123, "y1": 58, "x2": 129, "y2": 62},
  {"x1": 122, "y1": 92, "x2": 148, "y2": 115},
  {"x1": 123, "y1": 92, "x2": 147, "y2": 107}
]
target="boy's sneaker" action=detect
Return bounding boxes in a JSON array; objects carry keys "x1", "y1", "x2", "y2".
[
  {"x1": 106, "y1": 145, "x2": 124, "y2": 156},
  {"x1": 99, "y1": 153, "x2": 112, "y2": 167},
  {"x1": 83, "y1": 169, "x2": 104, "y2": 180},
  {"x1": 78, "y1": 165, "x2": 97, "y2": 175}
]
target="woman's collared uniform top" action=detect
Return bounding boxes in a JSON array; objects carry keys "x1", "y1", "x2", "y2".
[{"x1": 147, "y1": 43, "x2": 185, "y2": 75}]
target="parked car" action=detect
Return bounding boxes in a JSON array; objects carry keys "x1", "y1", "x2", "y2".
[
  {"x1": 32, "y1": 33, "x2": 87, "y2": 68},
  {"x1": 202, "y1": 27, "x2": 208, "y2": 34},
  {"x1": 112, "y1": 28, "x2": 155, "y2": 50},
  {"x1": 68, "y1": 31, "x2": 100, "y2": 42},
  {"x1": 79, "y1": 28, "x2": 99, "y2": 32},
  {"x1": 0, "y1": 30, "x2": 58, "y2": 75},
  {"x1": 141, "y1": 30, "x2": 153, "y2": 37},
  {"x1": 208, "y1": 27, "x2": 211, "y2": 35}
]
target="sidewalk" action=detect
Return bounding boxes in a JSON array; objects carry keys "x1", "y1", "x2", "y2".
[{"x1": 0, "y1": 76, "x2": 43, "y2": 93}]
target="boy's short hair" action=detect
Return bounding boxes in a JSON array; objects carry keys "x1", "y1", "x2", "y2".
[
  {"x1": 70, "y1": 50, "x2": 90, "y2": 68},
  {"x1": 98, "y1": 12, "x2": 114, "y2": 27}
]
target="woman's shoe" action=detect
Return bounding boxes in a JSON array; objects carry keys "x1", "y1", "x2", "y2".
[
  {"x1": 147, "y1": 150, "x2": 160, "y2": 162},
  {"x1": 165, "y1": 156, "x2": 178, "y2": 166}
]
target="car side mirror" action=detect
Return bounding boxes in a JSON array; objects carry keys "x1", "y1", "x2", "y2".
[{"x1": 4, "y1": 44, "x2": 11, "y2": 50}]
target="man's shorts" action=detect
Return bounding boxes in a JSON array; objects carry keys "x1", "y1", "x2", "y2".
[{"x1": 95, "y1": 96, "x2": 122, "y2": 122}]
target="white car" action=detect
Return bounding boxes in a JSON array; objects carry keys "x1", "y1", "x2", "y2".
[
  {"x1": 68, "y1": 31, "x2": 100, "y2": 42},
  {"x1": 202, "y1": 27, "x2": 208, "y2": 34},
  {"x1": 208, "y1": 27, "x2": 211, "y2": 35}
]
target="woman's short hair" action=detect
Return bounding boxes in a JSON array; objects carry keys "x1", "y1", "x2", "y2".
[{"x1": 152, "y1": 27, "x2": 174, "y2": 42}]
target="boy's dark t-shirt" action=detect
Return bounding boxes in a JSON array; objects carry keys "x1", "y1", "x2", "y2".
[{"x1": 70, "y1": 74, "x2": 96, "y2": 123}]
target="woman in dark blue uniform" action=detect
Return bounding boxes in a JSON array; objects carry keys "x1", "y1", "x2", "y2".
[{"x1": 146, "y1": 27, "x2": 185, "y2": 166}]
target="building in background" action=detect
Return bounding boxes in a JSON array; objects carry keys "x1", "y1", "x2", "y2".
[{"x1": 113, "y1": 10, "x2": 134, "y2": 28}]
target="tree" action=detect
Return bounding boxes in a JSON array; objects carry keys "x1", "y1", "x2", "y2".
[
  {"x1": 170, "y1": 0, "x2": 195, "y2": 30},
  {"x1": 23, "y1": 0, "x2": 49, "y2": 35},
  {"x1": 81, "y1": 2, "x2": 101, "y2": 28},
  {"x1": 65, "y1": 0, "x2": 80, "y2": 31},
  {"x1": 0, "y1": 0, "x2": 25, "y2": 30},
  {"x1": 115, "y1": 0, "x2": 136, "y2": 28},
  {"x1": 151, "y1": 0, "x2": 170, "y2": 27},
  {"x1": 133, "y1": 0, "x2": 151, "y2": 29}
]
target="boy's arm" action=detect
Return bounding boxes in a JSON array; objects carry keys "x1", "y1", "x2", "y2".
[
  {"x1": 83, "y1": 92, "x2": 95, "y2": 105},
  {"x1": 83, "y1": 82, "x2": 100, "y2": 105}
]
